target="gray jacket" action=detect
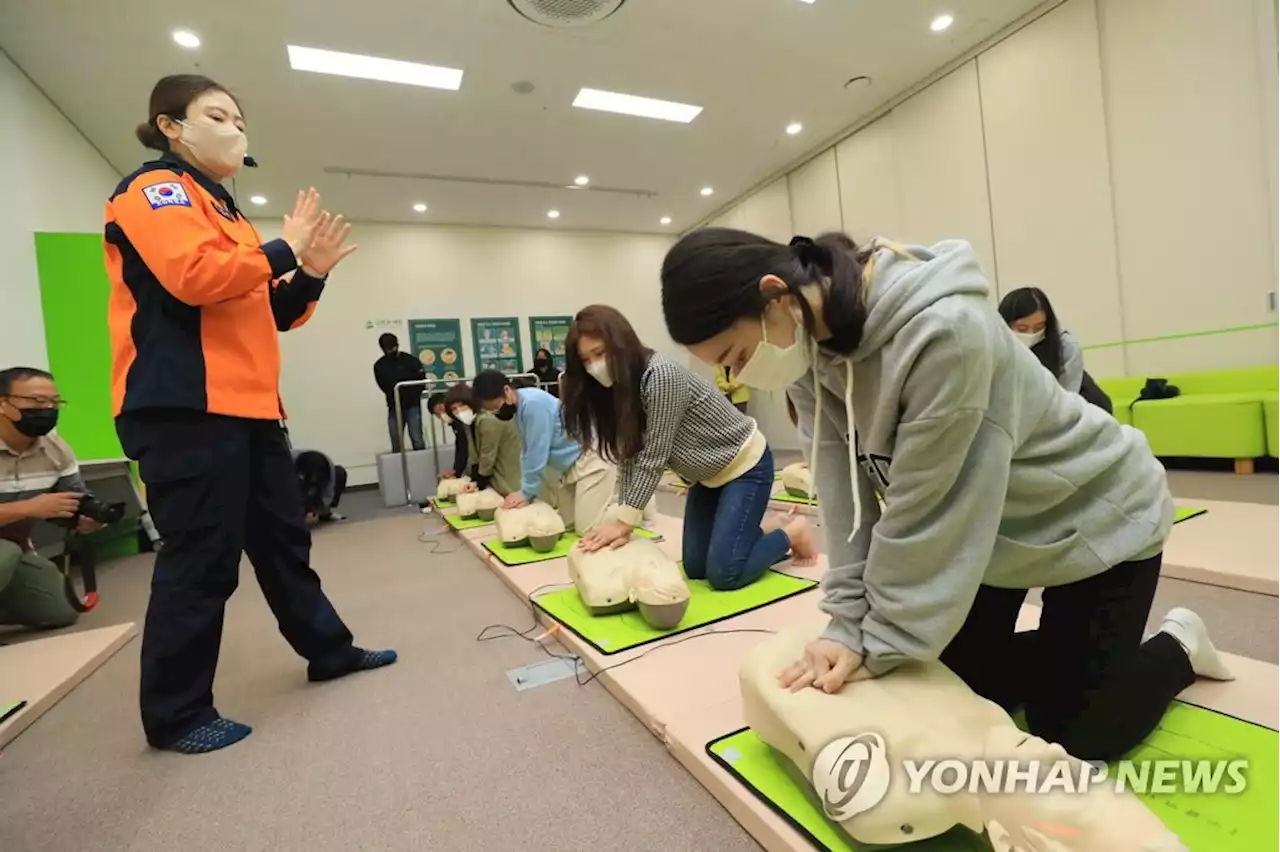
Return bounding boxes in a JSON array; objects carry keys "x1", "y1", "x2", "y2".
[{"x1": 788, "y1": 239, "x2": 1172, "y2": 675}]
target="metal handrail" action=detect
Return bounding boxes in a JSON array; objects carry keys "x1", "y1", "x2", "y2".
[{"x1": 391, "y1": 372, "x2": 541, "y2": 505}]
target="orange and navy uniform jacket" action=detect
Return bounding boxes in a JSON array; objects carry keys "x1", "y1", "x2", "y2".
[{"x1": 104, "y1": 153, "x2": 325, "y2": 420}]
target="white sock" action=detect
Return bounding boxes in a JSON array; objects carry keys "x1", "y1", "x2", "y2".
[{"x1": 1159, "y1": 607, "x2": 1235, "y2": 681}]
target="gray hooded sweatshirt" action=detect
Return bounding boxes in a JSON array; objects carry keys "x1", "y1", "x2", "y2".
[{"x1": 788, "y1": 239, "x2": 1172, "y2": 676}]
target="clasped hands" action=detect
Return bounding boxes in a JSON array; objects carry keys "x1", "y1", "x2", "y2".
[
  {"x1": 777, "y1": 639, "x2": 876, "y2": 693},
  {"x1": 281, "y1": 188, "x2": 358, "y2": 278}
]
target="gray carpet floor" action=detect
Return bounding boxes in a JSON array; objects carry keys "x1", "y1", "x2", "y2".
[{"x1": 0, "y1": 469, "x2": 1273, "y2": 852}]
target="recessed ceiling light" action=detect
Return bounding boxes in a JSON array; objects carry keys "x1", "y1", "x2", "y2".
[
  {"x1": 286, "y1": 45, "x2": 463, "y2": 91},
  {"x1": 700, "y1": 187, "x2": 714, "y2": 197},
  {"x1": 412, "y1": 202, "x2": 428, "y2": 213},
  {"x1": 660, "y1": 216, "x2": 672, "y2": 225},
  {"x1": 930, "y1": 13, "x2": 954, "y2": 32},
  {"x1": 547, "y1": 210, "x2": 561, "y2": 219},
  {"x1": 574, "y1": 175, "x2": 590, "y2": 186},
  {"x1": 785, "y1": 122, "x2": 803, "y2": 136},
  {"x1": 798, "y1": 0, "x2": 817, "y2": 4},
  {"x1": 249, "y1": 195, "x2": 267, "y2": 206},
  {"x1": 172, "y1": 29, "x2": 200, "y2": 49},
  {"x1": 572, "y1": 88, "x2": 702, "y2": 124}
]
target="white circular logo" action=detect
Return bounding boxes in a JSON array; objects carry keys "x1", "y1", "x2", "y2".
[{"x1": 811, "y1": 733, "x2": 892, "y2": 822}]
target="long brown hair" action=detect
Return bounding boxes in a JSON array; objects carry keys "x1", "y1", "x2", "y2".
[{"x1": 561, "y1": 305, "x2": 653, "y2": 464}]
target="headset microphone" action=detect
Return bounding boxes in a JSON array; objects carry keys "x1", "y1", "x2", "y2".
[{"x1": 243, "y1": 155, "x2": 259, "y2": 168}]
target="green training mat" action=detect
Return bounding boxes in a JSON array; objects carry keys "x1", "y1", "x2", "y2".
[
  {"x1": 534, "y1": 568, "x2": 816, "y2": 655},
  {"x1": 708, "y1": 700, "x2": 1277, "y2": 851},
  {"x1": 445, "y1": 513, "x2": 493, "y2": 531},
  {"x1": 0, "y1": 700, "x2": 27, "y2": 724},
  {"x1": 434, "y1": 497, "x2": 456, "y2": 508},
  {"x1": 772, "y1": 490, "x2": 819, "y2": 506},
  {"x1": 1173, "y1": 506, "x2": 1206, "y2": 524},
  {"x1": 482, "y1": 528, "x2": 660, "y2": 566}
]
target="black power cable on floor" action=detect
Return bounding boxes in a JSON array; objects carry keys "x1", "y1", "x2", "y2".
[{"x1": 417, "y1": 519, "x2": 464, "y2": 555}]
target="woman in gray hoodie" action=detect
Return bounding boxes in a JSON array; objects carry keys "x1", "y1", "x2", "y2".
[{"x1": 659, "y1": 228, "x2": 1232, "y2": 762}]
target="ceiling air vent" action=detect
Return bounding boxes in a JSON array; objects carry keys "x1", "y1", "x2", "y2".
[{"x1": 507, "y1": 0, "x2": 626, "y2": 28}]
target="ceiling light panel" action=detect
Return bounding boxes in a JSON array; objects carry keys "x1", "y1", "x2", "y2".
[
  {"x1": 572, "y1": 88, "x2": 702, "y2": 123},
  {"x1": 287, "y1": 45, "x2": 463, "y2": 90}
]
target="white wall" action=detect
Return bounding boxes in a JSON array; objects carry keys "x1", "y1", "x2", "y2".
[
  {"x1": 0, "y1": 50, "x2": 119, "y2": 368},
  {"x1": 704, "y1": 0, "x2": 1279, "y2": 379},
  {"x1": 257, "y1": 221, "x2": 675, "y2": 484}
]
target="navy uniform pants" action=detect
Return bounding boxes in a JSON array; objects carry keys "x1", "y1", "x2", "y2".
[{"x1": 117, "y1": 410, "x2": 354, "y2": 747}]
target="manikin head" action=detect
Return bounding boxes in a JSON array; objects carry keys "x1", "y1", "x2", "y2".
[
  {"x1": 660, "y1": 228, "x2": 875, "y2": 391},
  {"x1": 136, "y1": 74, "x2": 248, "y2": 181}
]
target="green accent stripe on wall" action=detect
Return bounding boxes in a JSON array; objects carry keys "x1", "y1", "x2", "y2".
[
  {"x1": 1081, "y1": 322, "x2": 1278, "y2": 352},
  {"x1": 34, "y1": 232, "x2": 123, "y2": 462}
]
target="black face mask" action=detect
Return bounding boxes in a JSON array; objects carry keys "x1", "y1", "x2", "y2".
[
  {"x1": 12, "y1": 408, "x2": 58, "y2": 438},
  {"x1": 535, "y1": 358, "x2": 549, "y2": 368},
  {"x1": 495, "y1": 403, "x2": 517, "y2": 421}
]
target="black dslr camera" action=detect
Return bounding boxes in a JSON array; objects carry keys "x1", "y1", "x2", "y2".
[
  {"x1": 52, "y1": 494, "x2": 127, "y2": 613},
  {"x1": 50, "y1": 493, "x2": 127, "y2": 529}
]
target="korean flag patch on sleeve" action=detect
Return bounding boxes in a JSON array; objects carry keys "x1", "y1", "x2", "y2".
[{"x1": 142, "y1": 181, "x2": 192, "y2": 210}]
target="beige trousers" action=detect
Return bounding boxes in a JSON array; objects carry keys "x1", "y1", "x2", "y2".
[{"x1": 540, "y1": 450, "x2": 618, "y2": 534}]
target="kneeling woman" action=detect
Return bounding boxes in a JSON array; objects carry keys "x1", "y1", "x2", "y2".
[
  {"x1": 660, "y1": 228, "x2": 1231, "y2": 762},
  {"x1": 443, "y1": 383, "x2": 522, "y2": 496},
  {"x1": 564, "y1": 305, "x2": 817, "y2": 590}
]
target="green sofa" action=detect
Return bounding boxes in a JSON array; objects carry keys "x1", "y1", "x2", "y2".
[{"x1": 1096, "y1": 366, "x2": 1278, "y2": 468}]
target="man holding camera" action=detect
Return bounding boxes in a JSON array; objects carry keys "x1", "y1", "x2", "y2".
[{"x1": 0, "y1": 367, "x2": 95, "y2": 629}]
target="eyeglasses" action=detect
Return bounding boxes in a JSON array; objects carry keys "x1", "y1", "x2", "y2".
[{"x1": 3, "y1": 395, "x2": 68, "y2": 410}]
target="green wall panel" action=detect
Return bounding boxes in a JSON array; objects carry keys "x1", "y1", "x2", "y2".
[{"x1": 33, "y1": 232, "x2": 122, "y2": 462}]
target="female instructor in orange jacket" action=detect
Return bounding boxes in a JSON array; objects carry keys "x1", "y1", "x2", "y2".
[{"x1": 105, "y1": 74, "x2": 396, "y2": 754}]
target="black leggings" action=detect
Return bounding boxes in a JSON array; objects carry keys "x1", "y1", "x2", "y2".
[{"x1": 940, "y1": 552, "x2": 1194, "y2": 763}]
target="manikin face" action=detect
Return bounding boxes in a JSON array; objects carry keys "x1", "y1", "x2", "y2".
[
  {"x1": 686, "y1": 282, "x2": 803, "y2": 372},
  {"x1": 1010, "y1": 310, "x2": 1047, "y2": 335}
]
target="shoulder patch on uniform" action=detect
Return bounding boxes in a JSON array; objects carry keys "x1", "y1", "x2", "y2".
[{"x1": 141, "y1": 181, "x2": 192, "y2": 210}]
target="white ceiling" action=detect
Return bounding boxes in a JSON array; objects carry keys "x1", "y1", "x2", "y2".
[{"x1": 1, "y1": 0, "x2": 1046, "y2": 234}]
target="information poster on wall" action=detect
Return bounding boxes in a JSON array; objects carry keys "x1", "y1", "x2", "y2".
[
  {"x1": 407, "y1": 318, "x2": 466, "y2": 387},
  {"x1": 528, "y1": 316, "x2": 573, "y2": 370},
  {"x1": 471, "y1": 317, "x2": 524, "y2": 375}
]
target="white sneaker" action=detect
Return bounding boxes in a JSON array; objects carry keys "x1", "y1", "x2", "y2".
[{"x1": 1160, "y1": 607, "x2": 1235, "y2": 681}]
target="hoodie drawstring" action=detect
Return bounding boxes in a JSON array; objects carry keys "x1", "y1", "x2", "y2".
[{"x1": 843, "y1": 359, "x2": 860, "y2": 543}]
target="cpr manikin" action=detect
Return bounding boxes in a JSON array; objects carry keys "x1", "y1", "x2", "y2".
[
  {"x1": 779, "y1": 463, "x2": 813, "y2": 500},
  {"x1": 436, "y1": 476, "x2": 473, "y2": 502},
  {"x1": 740, "y1": 618, "x2": 1187, "y2": 851},
  {"x1": 495, "y1": 501, "x2": 566, "y2": 551},
  {"x1": 456, "y1": 488, "x2": 503, "y2": 520},
  {"x1": 567, "y1": 537, "x2": 691, "y2": 629}
]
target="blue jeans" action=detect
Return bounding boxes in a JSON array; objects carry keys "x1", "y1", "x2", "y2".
[
  {"x1": 388, "y1": 406, "x2": 425, "y2": 452},
  {"x1": 682, "y1": 446, "x2": 790, "y2": 590}
]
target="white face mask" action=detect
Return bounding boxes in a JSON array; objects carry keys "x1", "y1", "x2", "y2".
[
  {"x1": 735, "y1": 307, "x2": 811, "y2": 391},
  {"x1": 1015, "y1": 329, "x2": 1046, "y2": 348},
  {"x1": 585, "y1": 360, "x2": 613, "y2": 388},
  {"x1": 454, "y1": 408, "x2": 475, "y2": 426},
  {"x1": 179, "y1": 119, "x2": 248, "y2": 177}
]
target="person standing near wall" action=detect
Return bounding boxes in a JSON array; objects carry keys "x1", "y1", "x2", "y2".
[
  {"x1": 714, "y1": 365, "x2": 751, "y2": 414},
  {"x1": 374, "y1": 333, "x2": 428, "y2": 451},
  {"x1": 532, "y1": 348, "x2": 561, "y2": 397},
  {"x1": 105, "y1": 74, "x2": 396, "y2": 755}
]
